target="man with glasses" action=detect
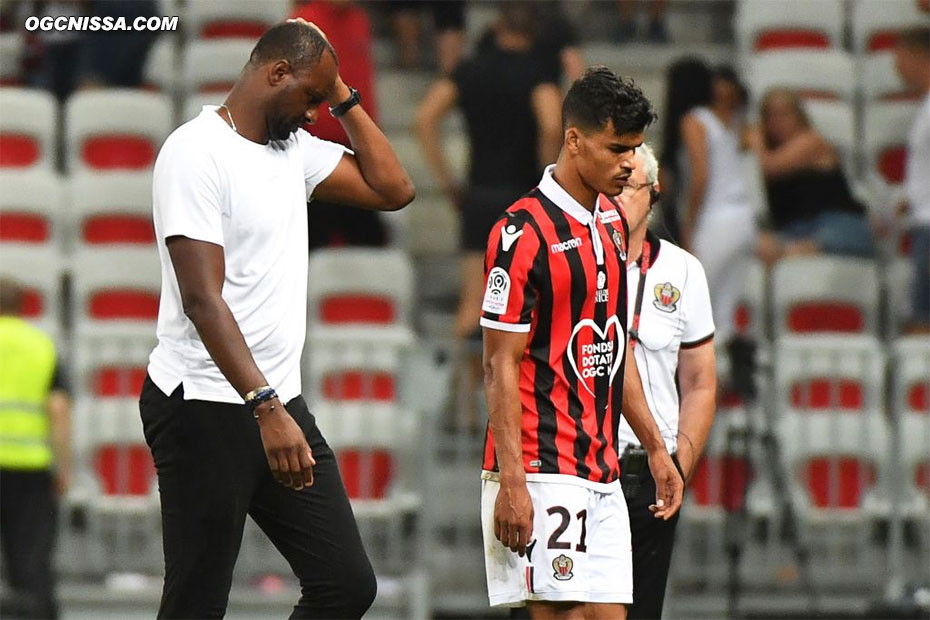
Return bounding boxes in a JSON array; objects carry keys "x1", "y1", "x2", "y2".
[{"x1": 618, "y1": 143, "x2": 717, "y2": 618}]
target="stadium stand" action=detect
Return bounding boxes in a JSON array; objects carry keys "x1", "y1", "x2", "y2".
[
  {"x1": 0, "y1": 168, "x2": 65, "y2": 250},
  {"x1": 0, "y1": 87, "x2": 58, "y2": 169},
  {"x1": 735, "y1": 0, "x2": 844, "y2": 54},
  {"x1": 0, "y1": 33, "x2": 22, "y2": 85},
  {"x1": 64, "y1": 89, "x2": 173, "y2": 173},
  {"x1": 863, "y1": 100, "x2": 920, "y2": 187},
  {"x1": 851, "y1": 0, "x2": 928, "y2": 55},
  {"x1": 745, "y1": 50, "x2": 857, "y2": 104},
  {"x1": 181, "y1": 39, "x2": 253, "y2": 97},
  {"x1": 183, "y1": 0, "x2": 289, "y2": 41},
  {"x1": 141, "y1": 35, "x2": 178, "y2": 95},
  {"x1": 68, "y1": 172, "x2": 155, "y2": 251},
  {"x1": 0, "y1": 245, "x2": 61, "y2": 335}
]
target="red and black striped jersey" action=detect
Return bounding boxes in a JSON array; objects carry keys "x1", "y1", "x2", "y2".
[{"x1": 480, "y1": 166, "x2": 631, "y2": 488}]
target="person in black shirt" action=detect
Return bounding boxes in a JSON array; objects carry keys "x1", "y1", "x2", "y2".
[
  {"x1": 750, "y1": 88, "x2": 874, "y2": 266},
  {"x1": 415, "y1": 1, "x2": 562, "y2": 340}
]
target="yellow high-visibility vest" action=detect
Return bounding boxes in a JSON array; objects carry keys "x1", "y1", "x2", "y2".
[{"x1": 0, "y1": 316, "x2": 56, "y2": 470}]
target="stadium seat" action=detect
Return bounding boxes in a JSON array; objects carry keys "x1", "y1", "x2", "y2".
[
  {"x1": 305, "y1": 336, "x2": 406, "y2": 406},
  {"x1": 771, "y1": 256, "x2": 880, "y2": 336},
  {"x1": 71, "y1": 332, "x2": 160, "y2": 574},
  {"x1": 863, "y1": 101, "x2": 919, "y2": 186},
  {"x1": 774, "y1": 335, "x2": 885, "y2": 418},
  {"x1": 70, "y1": 248, "x2": 161, "y2": 338},
  {"x1": 851, "y1": 0, "x2": 928, "y2": 55},
  {"x1": 64, "y1": 89, "x2": 172, "y2": 173},
  {"x1": 182, "y1": 39, "x2": 253, "y2": 96},
  {"x1": 68, "y1": 171, "x2": 155, "y2": 250},
  {"x1": 0, "y1": 168, "x2": 64, "y2": 248},
  {"x1": 141, "y1": 35, "x2": 178, "y2": 94},
  {"x1": 746, "y1": 50, "x2": 856, "y2": 104},
  {"x1": 307, "y1": 248, "x2": 414, "y2": 332},
  {"x1": 183, "y1": 0, "x2": 288, "y2": 40},
  {"x1": 0, "y1": 33, "x2": 22, "y2": 85},
  {"x1": 779, "y1": 411, "x2": 890, "y2": 527},
  {"x1": 0, "y1": 87, "x2": 57, "y2": 169},
  {"x1": 860, "y1": 53, "x2": 916, "y2": 102},
  {"x1": 735, "y1": 0, "x2": 843, "y2": 53},
  {"x1": 182, "y1": 93, "x2": 224, "y2": 123},
  {"x1": 0, "y1": 246, "x2": 62, "y2": 333},
  {"x1": 893, "y1": 336, "x2": 930, "y2": 419}
]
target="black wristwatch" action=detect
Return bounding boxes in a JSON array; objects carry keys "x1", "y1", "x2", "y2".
[{"x1": 329, "y1": 86, "x2": 361, "y2": 118}]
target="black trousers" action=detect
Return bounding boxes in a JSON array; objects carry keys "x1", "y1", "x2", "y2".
[
  {"x1": 0, "y1": 469, "x2": 59, "y2": 619},
  {"x1": 625, "y1": 461, "x2": 681, "y2": 619},
  {"x1": 139, "y1": 376, "x2": 376, "y2": 619}
]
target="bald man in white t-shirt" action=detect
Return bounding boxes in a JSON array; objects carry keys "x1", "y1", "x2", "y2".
[
  {"x1": 617, "y1": 144, "x2": 717, "y2": 618},
  {"x1": 140, "y1": 20, "x2": 413, "y2": 619}
]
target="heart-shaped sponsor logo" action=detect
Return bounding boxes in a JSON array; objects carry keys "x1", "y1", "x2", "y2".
[{"x1": 566, "y1": 315, "x2": 625, "y2": 397}]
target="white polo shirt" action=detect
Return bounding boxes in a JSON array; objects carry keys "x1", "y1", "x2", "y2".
[
  {"x1": 148, "y1": 106, "x2": 347, "y2": 404},
  {"x1": 617, "y1": 231, "x2": 715, "y2": 454}
]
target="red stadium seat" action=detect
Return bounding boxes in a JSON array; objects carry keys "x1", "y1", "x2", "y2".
[
  {"x1": 322, "y1": 370, "x2": 396, "y2": 402},
  {"x1": 338, "y1": 449, "x2": 394, "y2": 500},
  {"x1": 917, "y1": 462, "x2": 930, "y2": 497},
  {"x1": 754, "y1": 30, "x2": 830, "y2": 51},
  {"x1": 868, "y1": 31, "x2": 899, "y2": 52},
  {"x1": 82, "y1": 215, "x2": 155, "y2": 245},
  {"x1": 94, "y1": 444, "x2": 156, "y2": 496},
  {"x1": 0, "y1": 133, "x2": 39, "y2": 167},
  {"x1": 878, "y1": 146, "x2": 907, "y2": 185},
  {"x1": 803, "y1": 457, "x2": 876, "y2": 509},
  {"x1": 93, "y1": 366, "x2": 148, "y2": 398},
  {"x1": 201, "y1": 21, "x2": 267, "y2": 39},
  {"x1": 690, "y1": 455, "x2": 752, "y2": 512},
  {"x1": 909, "y1": 384, "x2": 929, "y2": 413},
  {"x1": 791, "y1": 379, "x2": 864, "y2": 411},
  {"x1": 787, "y1": 302, "x2": 864, "y2": 333},
  {"x1": 89, "y1": 290, "x2": 160, "y2": 321},
  {"x1": 319, "y1": 295, "x2": 395, "y2": 325},
  {"x1": 81, "y1": 136, "x2": 157, "y2": 171},
  {"x1": 0, "y1": 211, "x2": 48, "y2": 242}
]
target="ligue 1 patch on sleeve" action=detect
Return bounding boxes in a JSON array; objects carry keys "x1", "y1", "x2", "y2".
[{"x1": 482, "y1": 267, "x2": 511, "y2": 315}]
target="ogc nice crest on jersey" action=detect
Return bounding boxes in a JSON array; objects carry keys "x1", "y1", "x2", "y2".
[{"x1": 552, "y1": 554, "x2": 574, "y2": 581}]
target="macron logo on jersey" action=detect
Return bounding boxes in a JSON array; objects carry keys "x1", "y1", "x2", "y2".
[{"x1": 550, "y1": 237, "x2": 582, "y2": 254}]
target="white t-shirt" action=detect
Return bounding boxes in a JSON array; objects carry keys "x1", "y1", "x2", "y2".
[
  {"x1": 617, "y1": 235, "x2": 715, "y2": 454},
  {"x1": 906, "y1": 94, "x2": 930, "y2": 226},
  {"x1": 148, "y1": 106, "x2": 347, "y2": 404},
  {"x1": 677, "y1": 107, "x2": 751, "y2": 222}
]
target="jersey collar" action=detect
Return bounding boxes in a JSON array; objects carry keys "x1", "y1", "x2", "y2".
[{"x1": 538, "y1": 165, "x2": 599, "y2": 225}]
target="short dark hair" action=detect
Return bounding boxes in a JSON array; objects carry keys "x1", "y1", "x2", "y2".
[
  {"x1": 0, "y1": 278, "x2": 24, "y2": 315},
  {"x1": 562, "y1": 66, "x2": 657, "y2": 135},
  {"x1": 249, "y1": 21, "x2": 336, "y2": 72}
]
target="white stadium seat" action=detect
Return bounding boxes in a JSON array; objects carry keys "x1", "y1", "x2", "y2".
[
  {"x1": 0, "y1": 33, "x2": 23, "y2": 85},
  {"x1": 70, "y1": 247, "x2": 161, "y2": 338},
  {"x1": 141, "y1": 35, "x2": 178, "y2": 94},
  {"x1": 0, "y1": 246, "x2": 62, "y2": 334},
  {"x1": 852, "y1": 0, "x2": 929, "y2": 55},
  {"x1": 64, "y1": 89, "x2": 172, "y2": 173},
  {"x1": 735, "y1": 0, "x2": 843, "y2": 54},
  {"x1": 183, "y1": 0, "x2": 288, "y2": 41},
  {"x1": 0, "y1": 168, "x2": 65, "y2": 250},
  {"x1": 182, "y1": 93, "x2": 224, "y2": 123},
  {"x1": 803, "y1": 99, "x2": 856, "y2": 175},
  {"x1": 68, "y1": 171, "x2": 155, "y2": 250},
  {"x1": 860, "y1": 53, "x2": 915, "y2": 102},
  {"x1": 0, "y1": 87, "x2": 57, "y2": 170},
  {"x1": 746, "y1": 50, "x2": 856, "y2": 104},
  {"x1": 182, "y1": 39, "x2": 253, "y2": 97},
  {"x1": 863, "y1": 101, "x2": 920, "y2": 187},
  {"x1": 771, "y1": 256, "x2": 880, "y2": 336}
]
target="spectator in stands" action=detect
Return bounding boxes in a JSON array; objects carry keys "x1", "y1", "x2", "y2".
[
  {"x1": 657, "y1": 57, "x2": 713, "y2": 243},
  {"x1": 77, "y1": 0, "x2": 159, "y2": 89},
  {"x1": 751, "y1": 89, "x2": 873, "y2": 266},
  {"x1": 18, "y1": 0, "x2": 88, "y2": 101},
  {"x1": 385, "y1": 0, "x2": 464, "y2": 74},
  {"x1": 292, "y1": 0, "x2": 386, "y2": 250},
  {"x1": 475, "y1": 2, "x2": 585, "y2": 85},
  {"x1": 677, "y1": 65, "x2": 756, "y2": 357},
  {"x1": 895, "y1": 26, "x2": 930, "y2": 333},
  {"x1": 0, "y1": 278, "x2": 71, "y2": 620},
  {"x1": 619, "y1": 143, "x2": 716, "y2": 620},
  {"x1": 617, "y1": 0, "x2": 670, "y2": 43},
  {"x1": 415, "y1": 1, "x2": 562, "y2": 341}
]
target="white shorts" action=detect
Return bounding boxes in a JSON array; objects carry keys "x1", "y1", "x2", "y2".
[{"x1": 481, "y1": 472, "x2": 633, "y2": 607}]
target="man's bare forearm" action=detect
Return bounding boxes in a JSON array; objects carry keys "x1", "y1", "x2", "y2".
[
  {"x1": 484, "y1": 356, "x2": 525, "y2": 483},
  {"x1": 676, "y1": 386, "x2": 715, "y2": 482},
  {"x1": 330, "y1": 80, "x2": 415, "y2": 208}
]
